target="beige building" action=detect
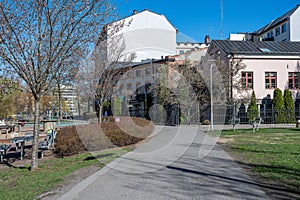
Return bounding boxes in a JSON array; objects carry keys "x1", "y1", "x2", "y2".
[{"x1": 208, "y1": 40, "x2": 300, "y2": 100}]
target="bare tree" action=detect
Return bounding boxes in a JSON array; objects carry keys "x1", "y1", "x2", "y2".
[
  {"x1": 75, "y1": 29, "x2": 135, "y2": 123},
  {"x1": 0, "y1": 0, "x2": 118, "y2": 170}
]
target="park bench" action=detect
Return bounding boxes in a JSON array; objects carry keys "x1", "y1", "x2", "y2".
[
  {"x1": 0, "y1": 144, "x2": 11, "y2": 162},
  {"x1": 38, "y1": 129, "x2": 56, "y2": 158},
  {"x1": 252, "y1": 117, "x2": 262, "y2": 132},
  {"x1": 10, "y1": 134, "x2": 34, "y2": 160}
]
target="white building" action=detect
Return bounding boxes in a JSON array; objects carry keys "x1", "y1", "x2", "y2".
[
  {"x1": 102, "y1": 10, "x2": 177, "y2": 62},
  {"x1": 176, "y1": 35, "x2": 210, "y2": 55},
  {"x1": 59, "y1": 85, "x2": 78, "y2": 115},
  {"x1": 254, "y1": 5, "x2": 300, "y2": 42}
]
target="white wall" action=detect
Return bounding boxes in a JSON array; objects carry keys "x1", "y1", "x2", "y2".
[
  {"x1": 108, "y1": 10, "x2": 176, "y2": 62},
  {"x1": 290, "y1": 7, "x2": 300, "y2": 41},
  {"x1": 229, "y1": 33, "x2": 246, "y2": 41},
  {"x1": 176, "y1": 43, "x2": 208, "y2": 55},
  {"x1": 235, "y1": 58, "x2": 300, "y2": 99}
]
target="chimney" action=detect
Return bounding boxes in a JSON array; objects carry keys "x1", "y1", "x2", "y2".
[
  {"x1": 205, "y1": 35, "x2": 210, "y2": 44},
  {"x1": 133, "y1": 10, "x2": 138, "y2": 15}
]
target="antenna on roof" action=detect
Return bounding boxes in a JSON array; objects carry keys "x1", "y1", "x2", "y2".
[{"x1": 220, "y1": 0, "x2": 224, "y2": 39}]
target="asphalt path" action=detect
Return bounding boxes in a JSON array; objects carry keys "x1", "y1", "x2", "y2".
[{"x1": 58, "y1": 125, "x2": 269, "y2": 200}]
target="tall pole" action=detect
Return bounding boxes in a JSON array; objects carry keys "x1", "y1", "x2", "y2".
[{"x1": 210, "y1": 64, "x2": 214, "y2": 131}]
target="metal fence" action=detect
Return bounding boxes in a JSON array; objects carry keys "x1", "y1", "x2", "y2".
[{"x1": 200, "y1": 105, "x2": 298, "y2": 125}]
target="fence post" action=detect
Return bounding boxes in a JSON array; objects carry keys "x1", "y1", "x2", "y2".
[{"x1": 272, "y1": 104, "x2": 274, "y2": 124}]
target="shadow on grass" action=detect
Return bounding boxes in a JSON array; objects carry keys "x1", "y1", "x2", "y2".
[
  {"x1": 0, "y1": 159, "x2": 30, "y2": 170},
  {"x1": 83, "y1": 153, "x2": 114, "y2": 161},
  {"x1": 235, "y1": 160, "x2": 300, "y2": 176},
  {"x1": 230, "y1": 146, "x2": 300, "y2": 155}
]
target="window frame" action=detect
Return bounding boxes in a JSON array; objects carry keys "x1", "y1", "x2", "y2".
[
  {"x1": 275, "y1": 27, "x2": 280, "y2": 36},
  {"x1": 265, "y1": 72, "x2": 277, "y2": 89},
  {"x1": 281, "y1": 23, "x2": 287, "y2": 33},
  {"x1": 241, "y1": 71, "x2": 253, "y2": 89},
  {"x1": 145, "y1": 67, "x2": 152, "y2": 75},
  {"x1": 288, "y1": 72, "x2": 300, "y2": 89},
  {"x1": 135, "y1": 69, "x2": 141, "y2": 77}
]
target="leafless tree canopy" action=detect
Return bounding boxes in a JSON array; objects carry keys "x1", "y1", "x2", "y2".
[
  {"x1": 0, "y1": 0, "x2": 116, "y2": 98},
  {"x1": 0, "y1": 0, "x2": 118, "y2": 170}
]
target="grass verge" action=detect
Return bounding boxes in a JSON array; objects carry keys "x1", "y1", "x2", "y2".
[
  {"x1": 0, "y1": 147, "x2": 132, "y2": 200},
  {"x1": 218, "y1": 128, "x2": 300, "y2": 198}
]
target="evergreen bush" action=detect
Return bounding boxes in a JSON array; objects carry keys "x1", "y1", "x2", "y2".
[
  {"x1": 283, "y1": 89, "x2": 295, "y2": 123},
  {"x1": 273, "y1": 88, "x2": 285, "y2": 123},
  {"x1": 247, "y1": 91, "x2": 259, "y2": 123}
]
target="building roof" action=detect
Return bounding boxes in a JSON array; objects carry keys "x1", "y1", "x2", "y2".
[
  {"x1": 212, "y1": 40, "x2": 300, "y2": 56},
  {"x1": 254, "y1": 5, "x2": 300, "y2": 35}
]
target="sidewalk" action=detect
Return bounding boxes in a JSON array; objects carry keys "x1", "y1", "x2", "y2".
[{"x1": 54, "y1": 126, "x2": 269, "y2": 200}]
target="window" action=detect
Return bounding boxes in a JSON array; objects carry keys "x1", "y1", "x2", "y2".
[
  {"x1": 145, "y1": 67, "x2": 151, "y2": 75},
  {"x1": 265, "y1": 72, "x2": 277, "y2": 89},
  {"x1": 241, "y1": 72, "x2": 253, "y2": 89},
  {"x1": 179, "y1": 50, "x2": 184, "y2": 54},
  {"x1": 275, "y1": 27, "x2": 280, "y2": 36},
  {"x1": 281, "y1": 23, "x2": 287, "y2": 33},
  {"x1": 135, "y1": 69, "x2": 141, "y2": 77},
  {"x1": 288, "y1": 72, "x2": 299, "y2": 89},
  {"x1": 258, "y1": 47, "x2": 272, "y2": 53},
  {"x1": 267, "y1": 31, "x2": 274, "y2": 38}
]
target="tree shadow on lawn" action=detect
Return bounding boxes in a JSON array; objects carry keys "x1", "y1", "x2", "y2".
[{"x1": 83, "y1": 153, "x2": 114, "y2": 161}]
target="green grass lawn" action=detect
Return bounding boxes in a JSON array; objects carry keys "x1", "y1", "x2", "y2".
[
  {"x1": 219, "y1": 128, "x2": 300, "y2": 192},
  {"x1": 0, "y1": 147, "x2": 132, "y2": 200}
]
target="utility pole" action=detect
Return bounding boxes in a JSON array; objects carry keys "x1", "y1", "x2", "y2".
[{"x1": 210, "y1": 64, "x2": 214, "y2": 131}]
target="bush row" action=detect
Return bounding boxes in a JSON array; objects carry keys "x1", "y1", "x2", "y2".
[{"x1": 54, "y1": 117, "x2": 153, "y2": 156}]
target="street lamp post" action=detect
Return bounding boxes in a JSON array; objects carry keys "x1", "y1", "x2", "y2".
[{"x1": 210, "y1": 64, "x2": 214, "y2": 131}]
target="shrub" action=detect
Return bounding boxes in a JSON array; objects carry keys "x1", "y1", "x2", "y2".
[
  {"x1": 202, "y1": 119, "x2": 210, "y2": 125},
  {"x1": 101, "y1": 117, "x2": 153, "y2": 146},
  {"x1": 54, "y1": 126, "x2": 87, "y2": 156},
  {"x1": 283, "y1": 89, "x2": 295, "y2": 123},
  {"x1": 54, "y1": 117, "x2": 153, "y2": 156},
  {"x1": 273, "y1": 88, "x2": 285, "y2": 123},
  {"x1": 247, "y1": 91, "x2": 258, "y2": 123}
]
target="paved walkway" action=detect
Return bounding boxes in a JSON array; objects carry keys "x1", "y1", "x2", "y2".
[{"x1": 56, "y1": 125, "x2": 268, "y2": 200}]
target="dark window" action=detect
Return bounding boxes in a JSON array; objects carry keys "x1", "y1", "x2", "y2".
[
  {"x1": 265, "y1": 72, "x2": 277, "y2": 89},
  {"x1": 275, "y1": 27, "x2": 280, "y2": 36},
  {"x1": 288, "y1": 72, "x2": 299, "y2": 89},
  {"x1": 135, "y1": 69, "x2": 141, "y2": 77},
  {"x1": 179, "y1": 50, "x2": 184, "y2": 54},
  {"x1": 145, "y1": 68, "x2": 151, "y2": 75},
  {"x1": 281, "y1": 23, "x2": 287, "y2": 33},
  {"x1": 241, "y1": 72, "x2": 253, "y2": 89}
]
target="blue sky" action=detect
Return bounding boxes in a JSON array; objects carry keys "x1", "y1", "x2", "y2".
[{"x1": 115, "y1": 0, "x2": 299, "y2": 42}]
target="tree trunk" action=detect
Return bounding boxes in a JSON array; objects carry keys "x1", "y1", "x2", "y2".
[
  {"x1": 77, "y1": 101, "x2": 81, "y2": 117},
  {"x1": 98, "y1": 105, "x2": 103, "y2": 123},
  {"x1": 31, "y1": 99, "x2": 40, "y2": 171},
  {"x1": 57, "y1": 83, "x2": 62, "y2": 124}
]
